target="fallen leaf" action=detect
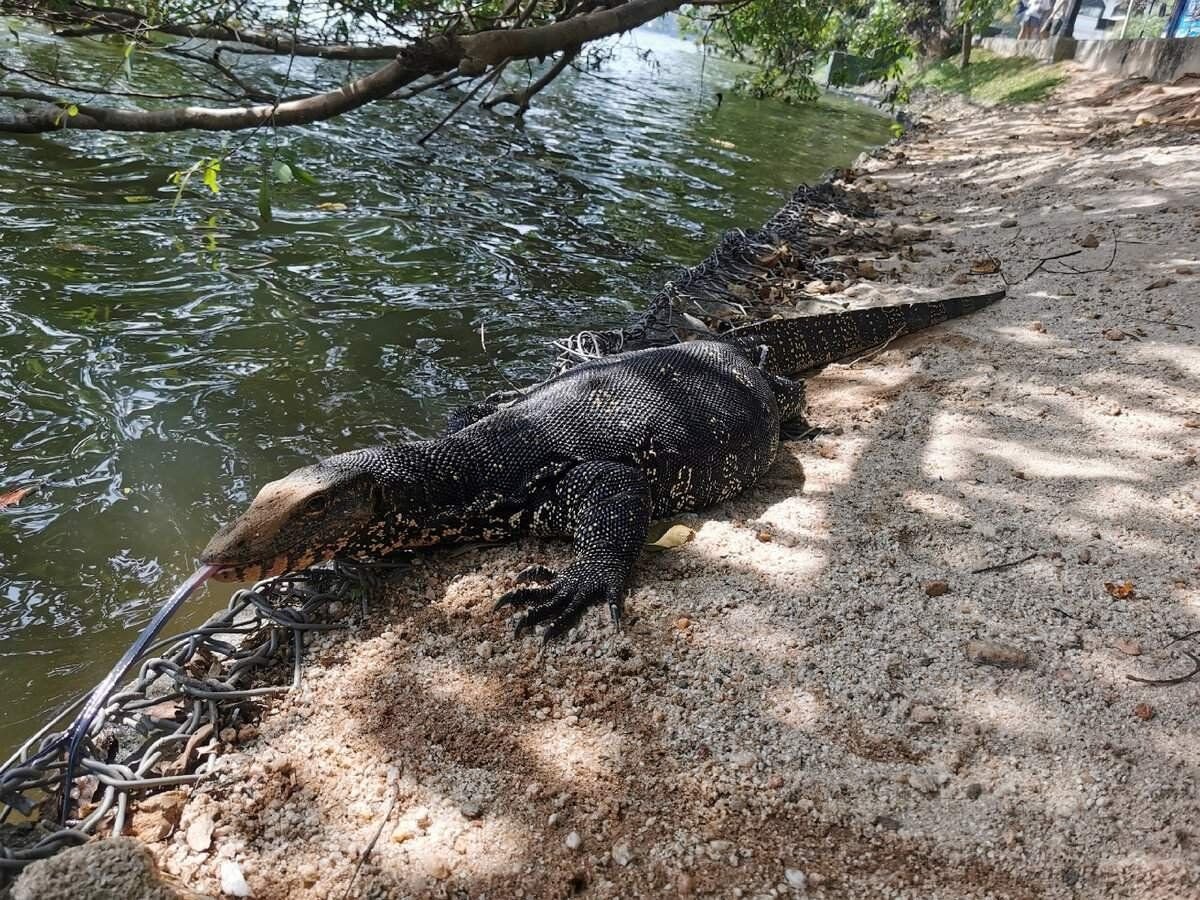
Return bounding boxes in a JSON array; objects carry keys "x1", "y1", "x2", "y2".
[
  {"x1": 1078, "y1": 233, "x2": 1100, "y2": 248},
  {"x1": 647, "y1": 524, "x2": 695, "y2": 551},
  {"x1": 970, "y1": 257, "x2": 1001, "y2": 275},
  {"x1": 0, "y1": 485, "x2": 38, "y2": 509},
  {"x1": 315, "y1": 201, "x2": 348, "y2": 212},
  {"x1": 1114, "y1": 638, "x2": 1142, "y2": 656},
  {"x1": 1133, "y1": 703, "x2": 1154, "y2": 721},
  {"x1": 1104, "y1": 580, "x2": 1136, "y2": 599},
  {"x1": 123, "y1": 195, "x2": 154, "y2": 203}
]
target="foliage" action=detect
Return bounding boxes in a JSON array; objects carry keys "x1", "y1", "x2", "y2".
[
  {"x1": 909, "y1": 49, "x2": 1066, "y2": 104},
  {"x1": 1123, "y1": 12, "x2": 1170, "y2": 38}
]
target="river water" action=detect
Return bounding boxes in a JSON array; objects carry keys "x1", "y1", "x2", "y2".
[{"x1": 0, "y1": 32, "x2": 890, "y2": 754}]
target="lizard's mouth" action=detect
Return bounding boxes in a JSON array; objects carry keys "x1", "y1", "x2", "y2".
[{"x1": 205, "y1": 555, "x2": 294, "y2": 584}]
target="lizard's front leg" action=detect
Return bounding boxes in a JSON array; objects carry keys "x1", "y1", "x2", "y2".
[{"x1": 494, "y1": 461, "x2": 651, "y2": 641}]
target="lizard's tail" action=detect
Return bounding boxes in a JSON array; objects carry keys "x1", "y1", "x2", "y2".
[{"x1": 722, "y1": 289, "x2": 1004, "y2": 376}]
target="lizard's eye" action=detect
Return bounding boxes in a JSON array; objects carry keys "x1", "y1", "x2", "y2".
[{"x1": 304, "y1": 494, "x2": 329, "y2": 516}]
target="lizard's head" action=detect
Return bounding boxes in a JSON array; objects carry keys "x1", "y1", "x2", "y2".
[{"x1": 201, "y1": 460, "x2": 385, "y2": 583}]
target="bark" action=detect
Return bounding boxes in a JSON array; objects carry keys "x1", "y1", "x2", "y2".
[
  {"x1": 960, "y1": 22, "x2": 972, "y2": 68},
  {"x1": 0, "y1": 0, "x2": 690, "y2": 134}
]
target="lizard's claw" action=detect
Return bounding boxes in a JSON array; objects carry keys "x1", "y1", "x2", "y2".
[
  {"x1": 495, "y1": 565, "x2": 626, "y2": 642},
  {"x1": 515, "y1": 564, "x2": 557, "y2": 585}
]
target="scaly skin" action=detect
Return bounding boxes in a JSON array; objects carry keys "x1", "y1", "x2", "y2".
[{"x1": 202, "y1": 293, "x2": 1000, "y2": 638}]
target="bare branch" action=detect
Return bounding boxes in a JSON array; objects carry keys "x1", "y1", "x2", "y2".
[{"x1": 483, "y1": 46, "x2": 578, "y2": 114}]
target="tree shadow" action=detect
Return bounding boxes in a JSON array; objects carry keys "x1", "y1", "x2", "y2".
[{"x1": 163, "y1": 310, "x2": 1199, "y2": 899}]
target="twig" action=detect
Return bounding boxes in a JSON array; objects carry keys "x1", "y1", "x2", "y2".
[
  {"x1": 1164, "y1": 628, "x2": 1200, "y2": 647},
  {"x1": 1045, "y1": 239, "x2": 1119, "y2": 275},
  {"x1": 417, "y1": 63, "x2": 508, "y2": 145},
  {"x1": 844, "y1": 326, "x2": 905, "y2": 368},
  {"x1": 341, "y1": 785, "x2": 399, "y2": 899},
  {"x1": 1016, "y1": 248, "x2": 1083, "y2": 284},
  {"x1": 970, "y1": 552, "x2": 1038, "y2": 575},
  {"x1": 1127, "y1": 650, "x2": 1200, "y2": 687},
  {"x1": 1131, "y1": 317, "x2": 1195, "y2": 330}
]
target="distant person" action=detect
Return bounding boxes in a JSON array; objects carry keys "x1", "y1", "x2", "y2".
[
  {"x1": 1019, "y1": 0, "x2": 1053, "y2": 37},
  {"x1": 1041, "y1": 0, "x2": 1070, "y2": 36}
]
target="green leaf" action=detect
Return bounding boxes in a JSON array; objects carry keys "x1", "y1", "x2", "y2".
[
  {"x1": 289, "y1": 162, "x2": 319, "y2": 186},
  {"x1": 258, "y1": 173, "x2": 273, "y2": 224},
  {"x1": 123, "y1": 195, "x2": 154, "y2": 203},
  {"x1": 201, "y1": 159, "x2": 220, "y2": 194},
  {"x1": 271, "y1": 161, "x2": 294, "y2": 184},
  {"x1": 7, "y1": 26, "x2": 20, "y2": 45},
  {"x1": 66, "y1": 104, "x2": 78, "y2": 117}
]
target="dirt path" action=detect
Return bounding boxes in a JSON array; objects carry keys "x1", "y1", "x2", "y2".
[{"x1": 144, "y1": 68, "x2": 1200, "y2": 900}]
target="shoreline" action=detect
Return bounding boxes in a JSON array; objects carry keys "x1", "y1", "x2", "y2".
[{"x1": 13, "y1": 65, "x2": 1200, "y2": 899}]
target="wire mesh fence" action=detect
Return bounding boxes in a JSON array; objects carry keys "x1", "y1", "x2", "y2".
[{"x1": 0, "y1": 563, "x2": 384, "y2": 883}]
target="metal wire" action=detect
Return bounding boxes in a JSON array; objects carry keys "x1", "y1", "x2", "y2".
[{"x1": 0, "y1": 563, "x2": 375, "y2": 882}]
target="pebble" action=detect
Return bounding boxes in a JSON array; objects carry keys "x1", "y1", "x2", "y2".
[
  {"x1": 460, "y1": 800, "x2": 483, "y2": 819},
  {"x1": 1115, "y1": 638, "x2": 1142, "y2": 656},
  {"x1": 910, "y1": 704, "x2": 939, "y2": 724},
  {"x1": 219, "y1": 860, "x2": 252, "y2": 897},
  {"x1": 1029, "y1": 320, "x2": 1046, "y2": 332},
  {"x1": 965, "y1": 783, "x2": 984, "y2": 800},
  {"x1": 185, "y1": 813, "x2": 215, "y2": 852},
  {"x1": 1000, "y1": 218, "x2": 1018, "y2": 228},
  {"x1": 476, "y1": 641, "x2": 493, "y2": 660},
  {"x1": 784, "y1": 867, "x2": 807, "y2": 890},
  {"x1": 965, "y1": 640, "x2": 1031, "y2": 669},
  {"x1": 1134, "y1": 703, "x2": 1154, "y2": 721},
  {"x1": 565, "y1": 831, "x2": 582, "y2": 851},
  {"x1": 612, "y1": 842, "x2": 634, "y2": 866},
  {"x1": 908, "y1": 772, "x2": 940, "y2": 795},
  {"x1": 1103, "y1": 328, "x2": 1125, "y2": 341},
  {"x1": 923, "y1": 579, "x2": 950, "y2": 597}
]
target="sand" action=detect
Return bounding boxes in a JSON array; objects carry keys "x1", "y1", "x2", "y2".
[{"x1": 137, "y1": 67, "x2": 1200, "y2": 900}]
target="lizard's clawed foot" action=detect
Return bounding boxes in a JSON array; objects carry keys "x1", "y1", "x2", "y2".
[{"x1": 494, "y1": 564, "x2": 625, "y2": 642}]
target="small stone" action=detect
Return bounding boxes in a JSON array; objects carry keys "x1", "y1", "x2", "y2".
[
  {"x1": 298, "y1": 863, "x2": 318, "y2": 884},
  {"x1": 908, "y1": 772, "x2": 940, "y2": 795},
  {"x1": 815, "y1": 440, "x2": 838, "y2": 459},
  {"x1": 476, "y1": 641, "x2": 493, "y2": 660},
  {"x1": 910, "y1": 705, "x2": 939, "y2": 724},
  {"x1": 236, "y1": 724, "x2": 258, "y2": 743},
  {"x1": 784, "y1": 867, "x2": 807, "y2": 890},
  {"x1": 1134, "y1": 703, "x2": 1154, "y2": 721},
  {"x1": 185, "y1": 813, "x2": 215, "y2": 853},
  {"x1": 676, "y1": 872, "x2": 695, "y2": 895},
  {"x1": 1175, "y1": 266, "x2": 1195, "y2": 275},
  {"x1": 1147, "y1": 278, "x2": 1174, "y2": 290},
  {"x1": 1103, "y1": 328, "x2": 1125, "y2": 341},
  {"x1": 675, "y1": 617, "x2": 691, "y2": 631},
  {"x1": 730, "y1": 750, "x2": 757, "y2": 769},
  {"x1": 460, "y1": 801, "x2": 483, "y2": 820},
  {"x1": 1000, "y1": 218, "x2": 1018, "y2": 228},
  {"x1": 1029, "y1": 320, "x2": 1046, "y2": 332},
  {"x1": 431, "y1": 859, "x2": 452, "y2": 880},
  {"x1": 565, "y1": 831, "x2": 582, "y2": 851},
  {"x1": 756, "y1": 530, "x2": 773, "y2": 543},
  {"x1": 873, "y1": 814, "x2": 901, "y2": 831},
  {"x1": 965, "y1": 783, "x2": 984, "y2": 800},
  {"x1": 1079, "y1": 234, "x2": 1100, "y2": 248},
  {"x1": 391, "y1": 826, "x2": 415, "y2": 844},
  {"x1": 1115, "y1": 638, "x2": 1142, "y2": 656},
  {"x1": 1077, "y1": 548, "x2": 1092, "y2": 564},
  {"x1": 219, "y1": 727, "x2": 238, "y2": 744},
  {"x1": 965, "y1": 640, "x2": 1031, "y2": 669},
  {"x1": 612, "y1": 842, "x2": 634, "y2": 866},
  {"x1": 219, "y1": 860, "x2": 252, "y2": 897},
  {"x1": 923, "y1": 580, "x2": 950, "y2": 597},
  {"x1": 1063, "y1": 867, "x2": 1080, "y2": 886},
  {"x1": 767, "y1": 774, "x2": 785, "y2": 789}
]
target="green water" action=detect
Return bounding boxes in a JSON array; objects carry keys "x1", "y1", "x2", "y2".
[{"x1": 0, "y1": 32, "x2": 891, "y2": 755}]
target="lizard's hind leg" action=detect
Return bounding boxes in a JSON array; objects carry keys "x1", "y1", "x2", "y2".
[{"x1": 768, "y1": 375, "x2": 822, "y2": 440}]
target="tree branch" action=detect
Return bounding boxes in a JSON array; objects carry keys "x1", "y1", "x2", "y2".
[
  {"x1": 482, "y1": 46, "x2": 579, "y2": 114},
  {"x1": 0, "y1": 0, "x2": 706, "y2": 134}
]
